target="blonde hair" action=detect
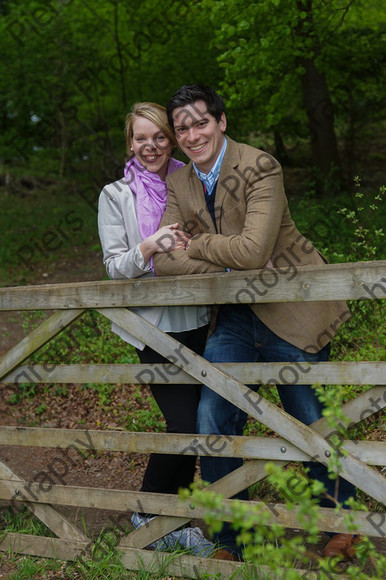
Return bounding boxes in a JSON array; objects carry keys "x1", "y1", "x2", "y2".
[{"x1": 125, "y1": 102, "x2": 177, "y2": 157}]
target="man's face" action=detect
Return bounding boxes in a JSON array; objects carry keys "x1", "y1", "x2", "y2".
[{"x1": 172, "y1": 100, "x2": 226, "y2": 174}]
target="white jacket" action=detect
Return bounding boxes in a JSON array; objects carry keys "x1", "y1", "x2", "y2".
[{"x1": 98, "y1": 178, "x2": 209, "y2": 349}]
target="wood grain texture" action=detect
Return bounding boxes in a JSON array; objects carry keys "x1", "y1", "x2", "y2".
[
  {"x1": 0, "y1": 261, "x2": 384, "y2": 310},
  {"x1": 3, "y1": 361, "x2": 385, "y2": 385},
  {"x1": 0, "y1": 477, "x2": 383, "y2": 537},
  {"x1": 0, "y1": 427, "x2": 384, "y2": 464}
]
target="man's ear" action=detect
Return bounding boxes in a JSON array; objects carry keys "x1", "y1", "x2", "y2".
[{"x1": 219, "y1": 113, "x2": 227, "y2": 133}]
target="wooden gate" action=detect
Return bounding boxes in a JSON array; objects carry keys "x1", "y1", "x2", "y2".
[{"x1": 0, "y1": 261, "x2": 385, "y2": 578}]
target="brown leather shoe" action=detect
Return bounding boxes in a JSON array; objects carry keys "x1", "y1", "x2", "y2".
[
  {"x1": 211, "y1": 548, "x2": 238, "y2": 561},
  {"x1": 322, "y1": 534, "x2": 362, "y2": 560}
]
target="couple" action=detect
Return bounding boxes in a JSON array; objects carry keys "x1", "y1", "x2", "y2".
[{"x1": 98, "y1": 85, "x2": 356, "y2": 561}]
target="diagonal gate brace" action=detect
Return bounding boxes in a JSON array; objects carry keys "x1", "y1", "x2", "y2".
[{"x1": 98, "y1": 307, "x2": 386, "y2": 507}]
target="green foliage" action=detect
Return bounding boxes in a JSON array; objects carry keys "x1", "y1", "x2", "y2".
[
  {"x1": 290, "y1": 180, "x2": 385, "y2": 364},
  {"x1": 199, "y1": 0, "x2": 386, "y2": 187},
  {"x1": 331, "y1": 184, "x2": 385, "y2": 364},
  {"x1": 0, "y1": 0, "x2": 222, "y2": 179},
  {"x1": 180, "y1": 468, "x2": 386, "y2": 578},
  {"x1": 2, "y1": 0, "x2": 384, "y2": 189},
  {"x1": 125, "y1": 386, "x2": 164, "y2": 432},
  {"x1": 313, "y1": 383, "x2": 351, "y2": 479},
  {"x1": 72, "y1": 534, "x2": 130, "y2": 580},
  {"x1": 180, "y1": 455, "x2": 385, "y2": 577},
  {"x1": 4, "y1": 557, "x2": 68, "y2": 580},
  {"x1": 338, "y1": 180, "x2": 385, "y2": 263}
]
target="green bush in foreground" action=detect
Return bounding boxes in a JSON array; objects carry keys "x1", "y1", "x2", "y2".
[
  {"x1": 179, "y1": 373, "x2": 385, "y2": 579},
  {"x1": 180, "y1": 465, "x2": 385, "y2": 579}
]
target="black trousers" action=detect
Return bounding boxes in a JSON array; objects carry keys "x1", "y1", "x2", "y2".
[{"x1": 136, "y1": 324, "x2": 208, "y2": 496}]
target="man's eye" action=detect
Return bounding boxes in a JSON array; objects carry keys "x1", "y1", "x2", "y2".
[
  {"x1": 177, "y1": 128, "x2": 186, "y2": 134},
  {"x1": 198, "y1": 121, "x2": 207, "y2": 128}
]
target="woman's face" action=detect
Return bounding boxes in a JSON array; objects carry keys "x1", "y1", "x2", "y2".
[{"x1": 131, "y1": 116, "x2": 173, "y2": 179}]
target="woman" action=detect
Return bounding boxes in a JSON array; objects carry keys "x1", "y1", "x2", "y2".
[{"x1": 98, "y1": 102, "x2": 217, "y2": 557}]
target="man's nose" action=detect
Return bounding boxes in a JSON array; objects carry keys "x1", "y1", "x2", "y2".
[{"x1": 186, "y1": 126, "x2": 200, "y2": 142}]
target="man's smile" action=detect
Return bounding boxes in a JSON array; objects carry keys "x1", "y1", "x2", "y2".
[{"x1": 189, "y1": 143, "x2": 207, "y2": 152}]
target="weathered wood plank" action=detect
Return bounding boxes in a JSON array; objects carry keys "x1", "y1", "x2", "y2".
[
  {"x1": 3, "y1": 361, "x2": 385, "y2": 385},
  {"x1": 0, "y1": 427, "x2": 384, "y2": 465},
  {"x1": 0, "y1": 261, "x2": 384, "y2": 310},
  {"x1": 0, "y1": 534, "x2": 243, "y2": 579},
  {"x1": 0, "y1": 533, "x2": 89, "y2": 560},
  {"x1": 0, "y1": 309, "x2": 85, "y2": 380},
  {"x1": 98, "y1": 307, "x2": 386, "y2": 505},
  {"x1": 1, "y1": 382, "x2": 383, "y2": 550},
  {"x1": 0, "y1": 533, "x2": 353, "y2": 578},
  {"x1": 108, "y1": 388, "x2": 386, "y2": 547},
  {"x1": 0, "y1": 461, "x2": 90, "y2": 543},
  {"x1": 1, "y1": 479, "x2": 383, "y2": 537},
  {"x1": 0, "y1": 534, "x2": 89, "y2": 562},
  {"x1": 120, "y1": 546, "x2": 352, "y2": 580},
  {"x1": 120, "y1": 547, "x2": 247, "y2": 579}
]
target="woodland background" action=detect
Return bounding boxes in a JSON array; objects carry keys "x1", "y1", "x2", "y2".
[{"x1": 1, "y1": 0, "x2": 386, "y2": 193}]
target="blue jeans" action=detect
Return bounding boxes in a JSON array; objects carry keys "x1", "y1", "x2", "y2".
[{"x1": 197, "y1": 305, "x2": 355, "y2": 555}]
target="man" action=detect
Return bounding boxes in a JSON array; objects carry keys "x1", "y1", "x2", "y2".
[{"x1": 154, "y1": 85, "x2": 356, "y2": 560}]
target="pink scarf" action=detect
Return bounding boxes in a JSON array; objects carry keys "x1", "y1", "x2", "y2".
[{"x1": 124, "y1": 157, "x2": 184, "y2": 269}]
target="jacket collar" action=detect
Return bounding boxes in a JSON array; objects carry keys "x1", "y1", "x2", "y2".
[{"x1": 216, "y1": 137, "x2": 240, "y2": 209}]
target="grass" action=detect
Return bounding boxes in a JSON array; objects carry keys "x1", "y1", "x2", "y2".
[
  {"x1": 0, "y1": 507, "x2": 193, "y2": 579},
  {"x1": 0, "y1": 506, "x2": 55, "y2": 537},
  {"x1": 0, "y1": 179, "x2": 99, "y2": 288}
]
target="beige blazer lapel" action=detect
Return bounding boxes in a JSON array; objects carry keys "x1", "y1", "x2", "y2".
[{"x1": 215, "y1": 137, "x2": 241, "y2": 231}]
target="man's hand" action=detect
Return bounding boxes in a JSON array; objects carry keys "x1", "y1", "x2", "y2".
[
  {"x1": 153, "y1": 223, "x2": 191, "y2": 252},
  {"x1": 139, "y1": 223, "x2": 191, "y2": 262}
]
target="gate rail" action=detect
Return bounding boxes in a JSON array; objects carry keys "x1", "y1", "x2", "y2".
[{"x1": 0, "y1": 260, "x2": 385, "y2": 578}]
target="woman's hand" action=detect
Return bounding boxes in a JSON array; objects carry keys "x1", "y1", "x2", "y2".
[
  {"x1": 153, "y1": 223, "x2": 191, "y2": 252},
  {"x1": 139, "y1": 223, "x2": 191, "y2": 262}
]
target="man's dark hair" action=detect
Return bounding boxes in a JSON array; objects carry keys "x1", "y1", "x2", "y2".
[{"x1": 166, "y1": 84, "x2": 226, "y2": 129}]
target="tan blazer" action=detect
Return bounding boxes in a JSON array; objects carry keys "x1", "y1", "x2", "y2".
[{"x1": 154, "y1": 137, "x2": 350, "y2": 352}]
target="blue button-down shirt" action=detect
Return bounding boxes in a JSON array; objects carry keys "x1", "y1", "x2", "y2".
[{"x1": 193, "y1": 138, "x2": 227, "y2": 196}]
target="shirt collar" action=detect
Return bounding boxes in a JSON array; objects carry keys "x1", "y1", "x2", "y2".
[{"x1": 193, "y1": 137, "x2": 227, "y2": 196}]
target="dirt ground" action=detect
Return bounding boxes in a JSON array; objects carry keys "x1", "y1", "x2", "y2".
[{"x1": 0, "y1": 247, "x2": 385, "y2": 577}]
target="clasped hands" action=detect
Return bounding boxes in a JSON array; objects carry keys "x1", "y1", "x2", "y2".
[{"x1": 152, "y1": 223, "x2": 191, "y2": 253}]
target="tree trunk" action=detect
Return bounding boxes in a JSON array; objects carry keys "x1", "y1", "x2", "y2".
[
  {"x1": 300, "y1": 58, "x2": 341, "y2": 195},
  {"x1": 273, "y1": 130, "x2": 290, "y2": 166},
  {"x1": 296, "y1": 0, "x2": 342, "y2": 196}
]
